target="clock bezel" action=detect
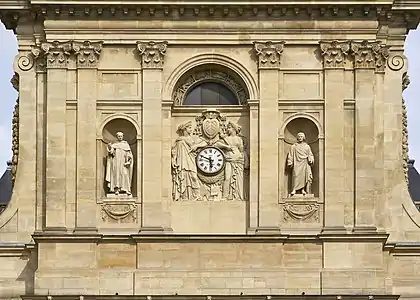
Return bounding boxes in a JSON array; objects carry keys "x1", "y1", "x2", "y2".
[{"x1": 195, "y1": 146, "x2": 226, "y2": 175}]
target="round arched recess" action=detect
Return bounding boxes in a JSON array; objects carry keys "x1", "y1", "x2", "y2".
[{"x1": 172, "y1": 64, "x2": 250, "y2": 106}]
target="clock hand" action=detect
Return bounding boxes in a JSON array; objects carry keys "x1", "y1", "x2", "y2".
[{"x1": 200, "y1": 155, "x2": 210, "y2": 161}]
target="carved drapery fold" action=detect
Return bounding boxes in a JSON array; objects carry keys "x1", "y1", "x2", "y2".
[
  {"x1": 253, "y1": 41, "x2": 285, "y2": 69},
  {"x1": 319, "y1": 41, "x2": 350, "y2": 69},
  {"x1": 72, "y1": 41, "x2": 103, "y2": 68},
  {"x1": 136, "y1": 41, "x2": 168, "y2": 69},
  {"x1": 402, "y1": 72, "x2": 410, "y2": 185},
  {"x1": 283, "y1": 203, "x2": 320, "y2": 222},
  {"x1": 350, "y1": 40, "x2": 390, "y2": 72}
]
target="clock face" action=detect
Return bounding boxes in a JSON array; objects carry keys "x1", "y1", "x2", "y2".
[{"x1": 196, "y1": 146, "x2": 225, "y2": 175}]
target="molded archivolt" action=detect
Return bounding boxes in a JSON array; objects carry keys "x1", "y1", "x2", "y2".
[{"x1": 163, "y1": 53, "x2": 259, "y2": 104}]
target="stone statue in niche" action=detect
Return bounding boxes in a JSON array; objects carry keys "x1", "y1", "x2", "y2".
[
  {"x1": 171, "y1": 109, "x2": 249, "y2": 201},
  {"x1": 105, "y1": 131, "x2": 134, "y2": 196},
  {"x1": 287, "y1": 132, "x2": 314, "y2": 196}
]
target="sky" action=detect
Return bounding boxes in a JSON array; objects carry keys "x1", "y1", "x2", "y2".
[{"x1": 0, "y1": 23, "x2": 419, "y2": 175}]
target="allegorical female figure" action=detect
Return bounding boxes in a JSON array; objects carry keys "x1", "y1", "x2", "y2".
[
  {"x1": 105, "y1": 131, "x2": 134, "y2": 196},
  {"x1": 287, "y1": 131, "x2": 314, "y2": 196},
  {"x1": 215, "y1": 121, "x2": 248, "y2": 201},
  {"x1": 171, "y1": 121, "x2": 206, "y2": 201}
]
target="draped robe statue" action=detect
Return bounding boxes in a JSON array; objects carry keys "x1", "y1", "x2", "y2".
[
  {"x1": 105, "y1": 131, "x2": 134, "y2": 196},
  {"x1": 287, "y1": 132, "x2": 314, "y2": 196}
]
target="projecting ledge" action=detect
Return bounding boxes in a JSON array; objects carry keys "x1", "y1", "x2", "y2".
[{"x1": 20, "y1": 294, "x2": 401, "y2": 300}]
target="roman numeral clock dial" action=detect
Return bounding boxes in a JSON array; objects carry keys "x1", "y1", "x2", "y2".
[{"x1": 196, "y1": 146, "x2": 226, "y2": 175}]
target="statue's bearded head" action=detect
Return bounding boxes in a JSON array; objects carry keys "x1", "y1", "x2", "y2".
[
  {"x1": 116, "y1": 132, "x2": 124, "y2": 141},
  {"x1": 297, "y1": 132, "x2": 305, "y2": 143}
]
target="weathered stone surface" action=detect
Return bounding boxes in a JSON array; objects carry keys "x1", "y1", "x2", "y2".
[{"x1": 0, "y1": 0, "x2": 420, "y2": 299}]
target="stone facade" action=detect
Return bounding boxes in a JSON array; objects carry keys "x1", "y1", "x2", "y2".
[{"x1": 1, "y1": 1, "x2": 420, "y2": 299}]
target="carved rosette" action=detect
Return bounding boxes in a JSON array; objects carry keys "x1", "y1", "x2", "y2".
[
  {"x1": 319, "y1": 41, "x2": 350, "y2": 69},
  {"x1": 101, "y1": 203, "x2": 137, "y2": 223},
  {"x1": 350, "y1": 41, "x2": 390, "y2": 72},
  {"x1": 173, "y1": 70, "x2": 248, "y2": 106},
  {"x1": 283, "y1": 203, "x2": 320, "y2": 223},
  {"x1": 253, "y1": 41, "x2": 285, "y2": 69},
  {"x1": 41, "y1": 41, "x2": 72, "y2": 69},
  {"x1": 72, "y1": 41, "x2": 103, "y2": 68},
  {"x1": 402, "y1": 72, "x2": 410, "y2": 185},
  {"x1": 136, "y1": 41, "x2": 168, "y2": 69},
  {"x1": 10, "y1": 73, "x2": 19, "y2": 187}
]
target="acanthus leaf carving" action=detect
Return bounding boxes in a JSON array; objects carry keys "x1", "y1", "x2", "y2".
[
  {"x1": 136, "y1": 41, "x2": 168, "y2": 69},
  {"x1": 253, "y1": 41, "x2": 285, "y2": 69},
  {"x1": 73, "y1": 41, "x2": 103, "y2": 68},
  {"x1": 41, "y1": 41, "x2": 72, "y2": 68},
  {"x1": 319, "y1": 40, "x2": 350, "y2": 68},
  {"x1": 350, "y1": 40, "x2": 390, "y2": 72}
]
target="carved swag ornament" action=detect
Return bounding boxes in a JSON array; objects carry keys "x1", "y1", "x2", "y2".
[{"x1": 402, "y1": 72, "x2": 410, "y2": 185}]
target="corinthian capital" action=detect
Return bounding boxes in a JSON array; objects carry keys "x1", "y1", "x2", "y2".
[
  {"x1": 136, "y1": 41, "x2": 168, "y2": 69},
  {"x1": 350, "y1": 40, "x2": 390, "y2": 72},
  {"x1": 73, "y1": 41, "x2": 103, "y2": 68},
  {"x1": 319, "y1": 41, "x2": 350, "y2": 69},
  {"x1": 253, "y1": 41, "x2": 285, "y2": 69},
  {"x1": 41, "y1": 41, "x2": 72, "y2": 69}
]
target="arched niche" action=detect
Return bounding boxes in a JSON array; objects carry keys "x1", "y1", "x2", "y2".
[
  {"x1": 99, "y1": 118, "x2": 139, "y2": 198},
  {"x1": 280, "y1": 116, "x2": 322, "y2": 198}
]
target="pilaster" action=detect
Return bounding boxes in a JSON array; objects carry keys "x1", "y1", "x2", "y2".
[
  {"x1": 73, "y1": 41, "x2": 103, "y2": 232},
  {"x1": 319, "y1": 41, "x2": 349, "y2": 231},
  {"x1": 248, "y1": 99, "x2": 259, "y2": 230},
  {"x1": 253, "y1": 41, "x2": 284, "y2": 228},
  {"x1": 42, "y1": 41, "x2": 72, "y2": 231},
  {"x1": 136, "y1": 41, "x2": 170, "y2": 231},
  {"x1": 351, "y1": 40, "x2": 389, "y2": 231}
]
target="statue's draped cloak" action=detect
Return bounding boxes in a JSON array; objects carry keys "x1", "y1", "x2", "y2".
[
  {"x1": 171, "y1": 136, "x2": 200, "y2": 201},
  {"x1": 106, "y1": 141, "x2": 133, "y2": 194},
  {"x1": 287, "y1": 142, "x2": 314, "y2": 192}
]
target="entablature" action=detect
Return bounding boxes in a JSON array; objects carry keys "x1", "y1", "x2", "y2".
[{"x1": 1, "y1": 0, "x2": 420, "y2": 32}]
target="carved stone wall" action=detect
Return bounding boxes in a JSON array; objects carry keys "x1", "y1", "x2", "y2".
[{"x1": 1, "y1": 1, "x2": 420, "y2": 299}]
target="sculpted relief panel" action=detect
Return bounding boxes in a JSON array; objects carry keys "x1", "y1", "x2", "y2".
[{"x1": 171, "y1": 109, "x2": 249, "y2": 202}]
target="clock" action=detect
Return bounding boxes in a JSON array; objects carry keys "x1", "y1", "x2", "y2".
[{"x1": 196, "y1": 146, "x2": 226, "y2": 175}]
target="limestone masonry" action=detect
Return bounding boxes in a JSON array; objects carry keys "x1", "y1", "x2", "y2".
[{"x1": 1, "y1": 1, "x2": 420, "y2": 299}]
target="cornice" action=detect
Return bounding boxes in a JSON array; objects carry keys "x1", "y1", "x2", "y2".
[
  {"x1": 20, "y1": 295, "x2": 401, "y2": 300},
  {"x1": 0, "y1": 242, "x2": 35, "y2": 257},
  {"x1": 2, "y1": 2, "x2": 420, "y2": 31}
]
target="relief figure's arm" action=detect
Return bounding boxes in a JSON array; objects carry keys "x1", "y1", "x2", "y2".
[{"x1": 287, "y1": 147, "x2": 294, "y2": 167}]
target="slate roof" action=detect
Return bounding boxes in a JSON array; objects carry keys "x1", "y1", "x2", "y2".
[
  {"x1": 0, "y1": 159, "x2": 419, "y2": 214},
  {"x1": 408, "y1": 159, "x2": 420, "y2": 211},
  {"x1": 0, "y1": 161, "x2": 12, "y2": 213}
]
